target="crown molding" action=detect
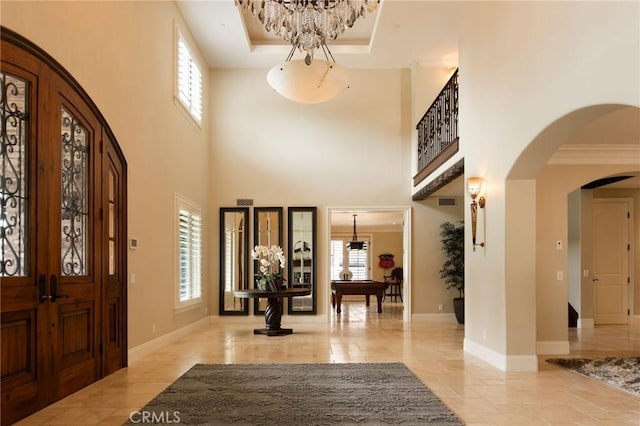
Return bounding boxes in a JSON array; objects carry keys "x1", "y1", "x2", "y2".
[{"x1": 547, "y1": 144, "x2": 640, "y2": 165}]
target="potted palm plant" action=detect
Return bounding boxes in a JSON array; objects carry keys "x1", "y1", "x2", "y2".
[{"x1": 439, "y1": 221, "x2": 464, "y2": 324}]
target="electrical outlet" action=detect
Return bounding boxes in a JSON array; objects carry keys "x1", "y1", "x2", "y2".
[
  {"x1": 556, "y1": 240, "x2": 562, "y2": 250},
  {"x1": 557, "y1": 270, "x2": 563, "y2": 281},
  {"x1": 130, "y1": 272, "x2": 136, "y2": 284},
  {"x1": 152, "y1": 323, "x2": 156, "y2": 333},
  {"x1": 583, "y1": 269, "x2": 589, "y2": 277},
  {"x1": 438, "y1": 304, "x2": 443, "y2": 311}
]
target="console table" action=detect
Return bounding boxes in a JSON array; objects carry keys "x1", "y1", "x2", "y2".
[
  {"x1": 233, "y1": 288, "x2": 310, "y2": 336},
  {"x1": 330, "y1": 280, "x2": 387, "y2": 314}
]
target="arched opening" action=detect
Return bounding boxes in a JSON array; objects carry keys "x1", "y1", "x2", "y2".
[{"x1": 506, "y1": 105, "x2": 639, "y2": 356}]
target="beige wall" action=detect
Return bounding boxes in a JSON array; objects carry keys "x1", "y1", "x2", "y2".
[
  {"x1": 369, "y1": 231, "x2": 403, "y2": 283},
  {"x1": 593, "y1": 187, "x2": 640, "y2": 315},
  {"x1": 208, "y1": 67, "x2": 415, "y2": 316},
  {"x1": 1, "y1": 1, "x2": 211, "y2": 348},
  {"x1": 454, "y1": 1, "x2": 639, "y2": 365},
  {"x1": 3, "y1": 1, "x2": 638, "y2": 366},
  {"x1": 412, "y1": 197, "x2": 465, "y2": 314},
  {"x1": 537, "y1": 165, "x2": 639, "y2": 343}
]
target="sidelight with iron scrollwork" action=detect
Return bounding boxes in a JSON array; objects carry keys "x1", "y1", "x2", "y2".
[{"x1": 0, "y1": 72, "x2": 29, "y2": 277}]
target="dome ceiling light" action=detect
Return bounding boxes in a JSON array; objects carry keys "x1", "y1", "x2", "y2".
[{"x1": 236, "y1": 0, "x2": 379, "y2": 103}]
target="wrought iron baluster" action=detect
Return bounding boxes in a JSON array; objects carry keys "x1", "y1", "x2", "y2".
[{"x1": 415, "y1": 69, "x2": 459, "y2": 171}]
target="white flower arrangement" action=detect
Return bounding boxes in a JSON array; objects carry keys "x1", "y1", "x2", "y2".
[{"x1": 251, "y1": 245, "x2": 286, "y2": 291}]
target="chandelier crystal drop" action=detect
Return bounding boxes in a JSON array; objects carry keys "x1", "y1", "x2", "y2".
[{"x1": 236, "y1": 0, "x2": 380, "y2": 58}]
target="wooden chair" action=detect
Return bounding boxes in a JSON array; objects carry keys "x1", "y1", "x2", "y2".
[{"x1": 384, "y1": 267, "x2": 403, "y2": 302}]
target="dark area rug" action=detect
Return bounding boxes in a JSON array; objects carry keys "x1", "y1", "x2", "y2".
[
  {"x1": 126, "y1": 363, "x2": 464, "y2": 425},
  {"x1": 546, "y1": 357, "x2": 640, "y2": 397}
]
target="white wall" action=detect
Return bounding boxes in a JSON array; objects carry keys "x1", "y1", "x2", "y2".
[
  {"x1": 1, "y1": 1, "x2": 211, "y2": 348},
  {"x1": 455, "y1": 1, "x2": 639, "y2": 369}
]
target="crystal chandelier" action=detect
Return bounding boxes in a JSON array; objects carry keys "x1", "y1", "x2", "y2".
[
  {"x1": 236, "y1": 0, "x2": 380, "y2": 61},
  {"x1": 236, "y1": 0, "x2": 380, "y2": 103}
]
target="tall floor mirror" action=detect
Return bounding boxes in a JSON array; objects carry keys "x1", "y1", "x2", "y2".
[
  {"x1": 219, "y1": 207, "x2": 249, "y2": 315},
  {"x1": 253, "y1": 207, "x2": 283, "y2": 314},
  {"x1": 288, "y1": 207, "x2": 317, "y2": 314}
]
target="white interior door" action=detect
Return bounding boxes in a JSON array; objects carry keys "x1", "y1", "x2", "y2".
[{"x1": 592, "y1": 200, "x2": 630, "y2": 325}]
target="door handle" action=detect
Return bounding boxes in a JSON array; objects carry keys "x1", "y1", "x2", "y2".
[
  {"x1": 38, "y1": 274, "x2": 48, "y2": 303},
  {"x1": 49, "y1": 274, "x2": 69, "y2": 302}
]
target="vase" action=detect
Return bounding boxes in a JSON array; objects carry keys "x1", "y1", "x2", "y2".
[{"x1": 256, "y1": 277, "x2": 283, "y2": 292}]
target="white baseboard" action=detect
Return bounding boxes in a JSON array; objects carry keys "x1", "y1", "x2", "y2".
[
  {"x1": 464, "y1": 338, "x2": 538, "y2": 372},
  {"x1": 411, "y1": 313, "x2": 458, "y2": 323},
  {"x1": 578, "y1": 318, "x2": 594, "y2": 328},
  {"x1": 536, "y1": 340, "x2": 570, "y2": 355},
  {"x1": 128, "y1": 316, "x2": 210, "y2": 365}
]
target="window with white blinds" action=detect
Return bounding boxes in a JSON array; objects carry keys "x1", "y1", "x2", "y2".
[
  {"x1": 330, "y1": 240, "x2": 344, "y2": 280},
  {"x1": 330, "y1": 236, "x2": 370, "y2": 280},
  {"x1": 176, "y1": 194, "x2": 202, "y2": 308},
  {"x1": 176, "y1": 30, "x2": 202, "y2": 124},
  {"x1": 348, "y1": 246, "x2": 368, "y2": 280}
]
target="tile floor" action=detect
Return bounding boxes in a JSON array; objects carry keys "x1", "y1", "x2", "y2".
[{"x1": 15, "y1": 301, "x2": 640, "y2": 425}]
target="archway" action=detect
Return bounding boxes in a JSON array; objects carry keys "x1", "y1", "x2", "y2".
[{"x1": 506, "y1": 105, "x2": 639, "y2": 355}]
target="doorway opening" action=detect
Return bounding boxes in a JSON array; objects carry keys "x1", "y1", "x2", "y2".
[{"x1": 327, "y1": 207, "x2": 411, "y2": 322}]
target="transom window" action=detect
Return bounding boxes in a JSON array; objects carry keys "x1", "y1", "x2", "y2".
[{"x1": 176, "y1": 30, "x2": 202, "y2": 124}]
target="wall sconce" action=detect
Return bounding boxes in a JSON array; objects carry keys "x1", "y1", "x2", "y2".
[{"x1": 467, "y1": 177, "x2": 486, "y2": 251}]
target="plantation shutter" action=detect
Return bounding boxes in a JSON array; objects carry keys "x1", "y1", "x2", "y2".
[
  {"x1": 330, "y1": 237, "x2": 370, "y2": 280},
  {"x1": 348, "y1": 243, "x2": 369, "y2": 280},
  {"x1": 330, "y1": 240, "x2": 344, "y2": 280},
  {"x1": 178, "y1": 207, "x2": 201, "y2": 302},
  {"x1": 177, "y1": 33, "x2": 202, "y2": 123}
]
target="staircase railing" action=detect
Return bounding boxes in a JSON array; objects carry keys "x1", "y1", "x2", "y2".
[{"x1": 413, "y1": 69, "x2": 459, "y2": 186}]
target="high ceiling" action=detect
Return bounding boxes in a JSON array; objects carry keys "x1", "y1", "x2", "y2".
[
  {"x1": 175, "y1": 0, "x2": 639, "y2": 226},
  {"x1": 175, "y1": 0, "x2": 461, "y2": 229},
  {"x1": 176, "y1": 0, "x2": 461, "y2": 69}
]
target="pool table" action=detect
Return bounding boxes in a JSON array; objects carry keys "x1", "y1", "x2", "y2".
[{"x1": 330, "y1": 280, "x2": 387, "y2": 314}]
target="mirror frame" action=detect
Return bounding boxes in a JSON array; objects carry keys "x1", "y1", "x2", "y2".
[
  {"x1": 287, "y1": 206, "x2": 317, "y2": 315},
  {"x1": 253, "y1": 207, "x2": 283, "y2": 315},
  {"x1": 219, "y1": 207, "x2": 250, "y2": 315}
]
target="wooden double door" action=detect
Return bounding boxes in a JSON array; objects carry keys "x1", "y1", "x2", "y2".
[{"x1": 1, "y1": 29, "x2": 127, "y2": 425}]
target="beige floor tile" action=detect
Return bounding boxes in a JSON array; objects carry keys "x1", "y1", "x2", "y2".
[{"x1": 14, "y1": 301, "x2": 639, "y2": 425}]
